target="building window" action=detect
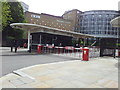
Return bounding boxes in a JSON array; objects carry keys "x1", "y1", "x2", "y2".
[{"x1": 31, "y1": 14, "x2": 40, "y2": 18}]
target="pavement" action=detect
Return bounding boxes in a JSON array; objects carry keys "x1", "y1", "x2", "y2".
[
  {"x1": 0, "y1": 47, "x2": 37, "y2": 56},
  {"x1": 0, "y1": 56, "x2": 118, "y2": 88}
]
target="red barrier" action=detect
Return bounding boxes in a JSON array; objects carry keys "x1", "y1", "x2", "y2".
[
  {"x1": 47, "y1": 46, "x2": 54, "y2": 53},
  {"x1": 64, "y1": 46, "x2": 74, "y2": 50},
  {"x1": 47, "y1": 46, "x2": 54, "y2": 49}
]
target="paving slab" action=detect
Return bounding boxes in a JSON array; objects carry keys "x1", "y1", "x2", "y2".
[{"x1": 0, "y1": 57, "x2": 118, "y2": 88}]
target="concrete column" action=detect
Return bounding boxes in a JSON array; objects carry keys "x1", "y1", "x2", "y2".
[
  {"x1": 40, "y1": 34, "x2": 41, "y2": 44},
  {"x1": 28, "y1": 30, "x2": 30, "y2": 50},
  {"x1": 84, "y1": 38, "x2": 86, "y2": 47}
]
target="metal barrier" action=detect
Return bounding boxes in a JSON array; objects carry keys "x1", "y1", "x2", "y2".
[
  {"x1": 31, "y1": 44, "x2": 100, "y2": 60},
  {"x1": 116, "y1": 49, "x2": 120, "y2": 57},
  {"x1": 89, "y1": 46, "x2": 100, "y2": 58},
  {"x1": 53, "y1": 46, "x2": 83, "y2": 59}
]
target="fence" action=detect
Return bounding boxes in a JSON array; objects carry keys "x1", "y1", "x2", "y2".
[
  {"x1": 89, "y1": 46, "x2": 100, "y2": 58},
  {"x1": 31, "y1": 44, "x2": 100, "y2": 59}
]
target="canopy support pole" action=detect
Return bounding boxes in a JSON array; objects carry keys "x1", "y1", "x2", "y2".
[{"x1": 28, "y1": 30, "x2": 30, "y2": 50}]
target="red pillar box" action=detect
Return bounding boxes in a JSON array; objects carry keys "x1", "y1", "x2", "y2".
[
  {"x1": 82, "y1": 47, "x2": 89, "y2": 61},
  {"x1": 37, "y1": 45, "x2": 42, "y2": 53},
  {"x1": 118, "y1": 49, "x2": 120, "y2": 57}
]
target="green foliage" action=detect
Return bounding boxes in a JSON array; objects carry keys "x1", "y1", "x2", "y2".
[
  {"x1": 8, "y1": 1, "x2": 25, "y2": 23},
  {"x1": 22, "y1": 30, "x2": 27, "y2": 39},
  {"x1": 116, "y1": 43, "x2": 120, "y2": 47},
  {"x1": 2, "y1": 0, "x2": 26, "y2": 40},
  {"x1": 1, "y1": 1, "x2": 12, "y2": 31},
  {"x1": 80, "y1": 40, "x2": 84, "y2": 44}
]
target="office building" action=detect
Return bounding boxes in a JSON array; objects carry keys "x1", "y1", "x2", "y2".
[
  {"x1": 25, "y1": 11, "x2": 73, "y2": 31},
  {"x1": 20, "y1": 2, "x2": 29, "y2": 12},
  {"x1": 79, "y1": 10, "x2": 119, "y2": 38},
  {"x1": 62, "y1": 9, "x2": 82, "y2": 32}
]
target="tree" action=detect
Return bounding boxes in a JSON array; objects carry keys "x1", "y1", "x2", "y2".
[
  {"x1": 8, "y1": 1, "x2": 26, "y2": 23},
  {"x1": 2, "y1": 0, "x2": 26, "y2": 40},
  {"x1": 1, "y1": 1, "x2": 12, "y2": 31}
]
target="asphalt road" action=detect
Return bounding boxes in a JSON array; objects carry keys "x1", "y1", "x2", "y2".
[{"x1": 2, "y1": 54, "x2": 77, "y2": 76}]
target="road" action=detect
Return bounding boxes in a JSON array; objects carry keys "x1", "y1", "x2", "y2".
[{"x1": 2, "y1": 54, "x2": 77, "y2": 76}]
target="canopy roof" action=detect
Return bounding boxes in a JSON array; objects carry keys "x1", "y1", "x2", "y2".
[
  {"x1": 110, "y1": 16, "x2": 120, "y2": 27},
  {"x1": 10, "y1": 23, "x2": 94, "y2": 38}
]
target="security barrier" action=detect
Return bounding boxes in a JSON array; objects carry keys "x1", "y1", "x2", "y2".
[
  {"x1": 53, "y1": 46, "x2": 83, "y2": 59},
  {"x1": 31, "y1": 44, "x2": 100, "y2": 60},
  {"x1": 89, "y1": 46, "x2": 100, "y2": 58}
]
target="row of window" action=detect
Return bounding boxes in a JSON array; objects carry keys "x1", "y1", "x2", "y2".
[
  {"x1": 81, "y1": 18, "x2": 113, "y2": 21},
  {"x1": 80, "y1": 27, "x2": 117, "y2": 30},
  {"x1": 81, "y1": 15, "x2": 116, "y2": 18},
  {"x1": 83, "y1": 11, "x2": 118, "y2": 15},
  {"x1": 31, "y1": 22, "x2": 71, "y2": 30},
  {"x1": 80, "y1": 24, "x2": 113, "y2": 27},
  {"x1": 80, "y1": 31, "x2": 118, "y2": 35},
  {"x1": 30, "y1": 19, "x2": 71, "y2": 27},
  {"x1": 80, "y1": 23, "x2": 111, "y2": 25},
  {"x1": 80, "y1": 29, "x2": 118, "y2": 31}
]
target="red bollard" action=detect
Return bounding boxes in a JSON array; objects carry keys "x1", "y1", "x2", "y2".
[
  {"x1": 37, "y1": 45, "x2": 42, "y2": 53},
  {"x1": 58, "y1": 47, "x2": 60, "y2": 54},
  {"x1": 82, "y1": 47, "x2": 89, "y2": 61}
]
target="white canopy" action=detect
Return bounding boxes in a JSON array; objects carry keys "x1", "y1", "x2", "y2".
[{"x1": 10, "y1": 23, "x2": 94, "y2": 38}]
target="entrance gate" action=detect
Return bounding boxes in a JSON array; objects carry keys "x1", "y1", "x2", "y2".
[{"x1": 100, "y1": 38, "x2": 117, "y2": 58}]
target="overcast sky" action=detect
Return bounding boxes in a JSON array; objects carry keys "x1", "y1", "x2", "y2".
[{"x1": 19, "y1": 0, "x2": 119, "y2": 16}]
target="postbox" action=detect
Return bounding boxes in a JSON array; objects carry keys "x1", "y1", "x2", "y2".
[
  {"x1": 37, "y1": 45, "x2": 42, "y2": 53},
  {"x1": 118, "y1": 49, "x2": 120, "y2": 57},
  {"x1": 82, "y1": 47, "x2": 89, "y2": 61}
]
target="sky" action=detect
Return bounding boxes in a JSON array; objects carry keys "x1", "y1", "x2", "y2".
[{"x1": 19, "y1": 0, "x2": 120, "y2": 16}]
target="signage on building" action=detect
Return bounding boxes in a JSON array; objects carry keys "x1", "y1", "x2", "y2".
[
  {"x1": 31, "y1": 14, "x2": 40, "y2": 19},
  {"x1": 57, "y1": 20, "x2": 70, "y2": 24}
]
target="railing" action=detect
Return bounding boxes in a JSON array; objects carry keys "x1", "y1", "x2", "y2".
[
  {"x1": 31, "y1": 44, "x2": 101, "y2": 59},
  {"x1": 89, "y1": 46, "x2": 100, "y2": 58}
]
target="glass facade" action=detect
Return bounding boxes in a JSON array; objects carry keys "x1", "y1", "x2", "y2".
[{"x1": 79, "y1": 10, "x2": 120, "y2": 38}]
